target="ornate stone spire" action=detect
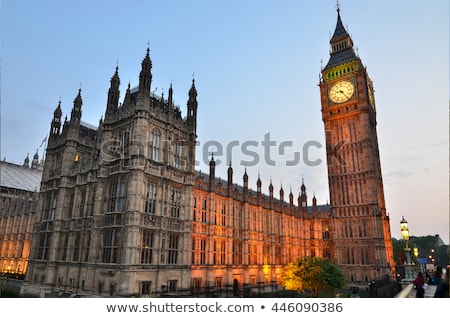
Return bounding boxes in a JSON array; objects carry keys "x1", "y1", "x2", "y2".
[
  {"x1": 23, "y1": 153, "x2": 30, "y2": 167},
  {"x1": 31, "y1": 149, "x2": 39, "y2": 169},
  {"x1": 187, "y1": 78, "x2": 198, "y2": 129},
  {"x1": 106, "y1": 65, "x2": 120, "y2": 116},
  {"x1": 138, "y1": 47, "x2": 152, "y2": 98},
  {"x1": 323, "y1": 4, "x2": 357, "y2": 71},
  {"x1": 50, "y1": 99, "x2": 62, "y2": 136},
  {"x1": 69, "y1": 88, "x2": 82, "y2": 128}
]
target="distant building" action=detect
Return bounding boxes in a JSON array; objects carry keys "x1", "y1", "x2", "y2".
[
  {"x1": 17, "y1": 7, "x2": 394, "y2": 297},
  {"x1": 0, "y1": 153, "x2": 42, "y2": 277}
]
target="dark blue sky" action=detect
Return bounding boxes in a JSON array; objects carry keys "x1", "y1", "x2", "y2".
[{"x1": 1, "y1": 0, "x2": 448, "y2": 242}]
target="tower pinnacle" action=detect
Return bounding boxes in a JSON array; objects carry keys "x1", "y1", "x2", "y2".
[{"x1": 138, "y1": 47, "x2": 152, "y2": 98}]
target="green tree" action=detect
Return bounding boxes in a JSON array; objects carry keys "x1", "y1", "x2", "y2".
[{"x1": 281, "y1": 256, "x2": 346, "y2": 297}]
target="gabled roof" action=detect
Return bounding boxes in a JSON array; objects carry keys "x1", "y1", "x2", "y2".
[
  {"x1": 323, "y1": 48, "x2": 358, "y2": 71},
  {"x1": 0, "y1": 161, "x2": 42, "y2": 192}
]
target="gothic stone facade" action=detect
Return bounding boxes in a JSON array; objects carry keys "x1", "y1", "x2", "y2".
[
  {"x1": 24, "y1": 49, "x2": 331, "y2": 297},
  {"x1": 26, "y1": 49, "x2": 198, "y2": 297},
  {"x1": 191, "y1": 166, "x2": 331, "y2": 296},
  {"x1": 23, "y1": 9, "x2": 395, "y2": 297}
]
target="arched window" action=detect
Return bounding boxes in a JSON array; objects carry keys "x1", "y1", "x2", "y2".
[
  {"x1": 173, "y1": 140, "x2": 182, "y2": 169},
  {"x1": 149, "y1": 130, "x2": 161, "y2": 161}
]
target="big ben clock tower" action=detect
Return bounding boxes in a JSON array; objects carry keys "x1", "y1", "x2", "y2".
[{"x1": 319, "y1": 6, "x2": 395, "y2": 284}]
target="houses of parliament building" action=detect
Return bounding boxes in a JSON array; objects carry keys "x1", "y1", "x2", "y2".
[{"x1": 1, "y1": 8, "x2": 395, "y2": 297}]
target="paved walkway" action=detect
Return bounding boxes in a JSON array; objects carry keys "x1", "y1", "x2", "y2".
[{"x1": 395, "y1": 282, "x2": 437, "y2": 298}]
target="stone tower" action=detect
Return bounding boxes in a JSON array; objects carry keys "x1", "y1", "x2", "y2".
[
  {"x1": 319, "y1": 7, "x2": 395, "y2": 283},
  {"x1": 25, "y1": 48, "x2": 198, "y2": 297}
]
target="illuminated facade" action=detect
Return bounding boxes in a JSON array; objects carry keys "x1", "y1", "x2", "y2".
[
  {"x1": 0, "y1": 155, "x2": 42, "y2": 277},
  {"x1": 22, "y1": 48, "x2": 331, "y2": 297},
  {"x1": 191, "y1": 166, "x2": 331, "y2": 296},
  {"x1": 17, "y1": 8, "x2": 396, "y2": 297}
]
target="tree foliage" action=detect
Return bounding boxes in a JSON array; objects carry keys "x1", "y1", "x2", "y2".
[{"x1": 281, "y1": 256, "x2": 346, "y2": 297}]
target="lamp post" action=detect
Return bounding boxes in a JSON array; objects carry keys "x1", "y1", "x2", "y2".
[{"x1": 400, "y1": 217, "x2": 415, "y2": 280}]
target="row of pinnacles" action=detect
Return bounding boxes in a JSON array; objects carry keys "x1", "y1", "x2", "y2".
[
  {"x1": 196, "y1": 155, "x2": 326, "y2": 216},
  {"x1": 44, "y1": 45, "x2": 317, "y2": 214},
  {"x1": 44, "y1": 47, "x2": 198, "y2": 179},
  {"x1": 22, "y1": 151, "x2": 44, "y2": 170},
  {"x1": 22, "y1": 46, "x2": 330, "y2": 297},
  {"x1": 24, "y1": 47, "x2": 201, "y2": 297}
]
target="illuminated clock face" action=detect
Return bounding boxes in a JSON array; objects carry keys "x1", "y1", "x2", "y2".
[{"x1": 329, "y1": 80, "x2": 355, "y2": 103}]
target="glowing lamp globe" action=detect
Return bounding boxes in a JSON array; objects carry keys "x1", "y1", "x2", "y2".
[{"x1": 400, "y1": 217, "x2": 409, "y2": 241}]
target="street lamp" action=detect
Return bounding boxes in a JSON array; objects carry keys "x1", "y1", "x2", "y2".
[
  {"x1": 400, "y1": 217, "x2": 415, "y2": 280},
  {"x1": 400, "y1": 217, "x2": 409, "y2": 248}
]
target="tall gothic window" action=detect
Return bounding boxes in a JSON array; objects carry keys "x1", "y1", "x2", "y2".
[
  {"x1": 249, "y1": 242, "x2": 257, "y2": 265},
  {"x1": 145, "y1": 182, "x2": 157, "y2": 214},
  {"x1": 72, "y1": 231, "x2": 81, "y2": 261},
  {"x1": 84, "y1": 232, "x2": 91, "y2": 262},
  {"x1": 173, "y1": 141, "x2": 182, "y2": 169},
  {"x1": 191, "y1": 238, "x2": 196, "y2": 264},
  {"x1": 43, "y1": 193, "x2": 50, "y2": 218},
  {"x1": 102, "y1": 228, "x2": 121, "y2": 263},
  {"x1": 322, "y1": 222, "x2": 330, "y2": 239},
  {"x1": 214, "y1": 239, "x2": 226, "y2": 265},
  {"x1": 79, "y1": 188, "x2": 86, "y2": 218},
  {"x1": 201, "y1": 199, "x2": 207, "y2": 223},
  {"x1": 117, "y1": 181, "x2": 125, "y2": 211},
  {"x1": 193, "y1": 197, "x2": 197, "y2": 221},
  {"x1": 168, "y1": 234, "x2": 179, "y2": 264},
  {"x1": 107, "y1": 179, "x2": 125, "y2": 212},
  {"x1": 263, "y1": 243, "x2": 270, "y2": 265},
  {"x1": 221, "y1": 204, "x2": 226, "y2": 225},
  {"x1": 121, "y1": 131, "x2": 130, "y2": 154},
  {"x1": 200, "y1": 239, "x2": 206, "y2": 265},
  {"x1": 141, "y1": 230, "x2": 154, "y2": 264},
  {"x1": 309, "y1": 223, "x2": 315, "y2": 239},
  {"x1": 43, "y1": 191, "x2": 57, "y2": 221},
  {"x1": 232, "y1": 241, "x2": 242, "y2": 265},
  {"x1": 61, "y1": 232, "x2": 69, "y2": 261},
  {"x1": 275, "y1": 245, "x2": 282, "y2": 265},
  {"x1": 192, "y1": 238, "x2": 206, "y2": 265},
  {"x1": 37, "y1": 232, "x2": 52, "y2": 260},
  {"x1": 238, "y1": 206, "x2": 243, "y2": 228},
  {"x1": 171, "y1": 190, "x2": 181, "y2": 218},
  {"x1": 149, "y1": 130, "x2": 161, "y2": 161},
  {"x1": 50, "y1": 195, "x2": 57, "y2": 220},
  {"x1": 214, "y1": 207, "x2": 218, "y2": 225},
  {"x1": 67, "y1": 192, "x2": 74, "y2": 219}
]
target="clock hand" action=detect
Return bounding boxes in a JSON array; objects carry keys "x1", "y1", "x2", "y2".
[{"x1": 339, "y1": 90, "x2": 349, "y2": 98}]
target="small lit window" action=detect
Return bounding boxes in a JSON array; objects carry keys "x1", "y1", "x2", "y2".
[{"x1": 75, "y1": 154, "x2": 79, "y2": 162}]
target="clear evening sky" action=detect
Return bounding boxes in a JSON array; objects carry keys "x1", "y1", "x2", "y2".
[{"x1": 1, "y1": 0, "x2": 448, "y2": 243}]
